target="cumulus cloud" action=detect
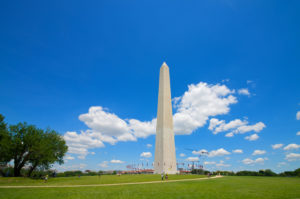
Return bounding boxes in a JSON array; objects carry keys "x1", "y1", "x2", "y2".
[
  {"x1": 225, "y1": 132, "x2": 234, "y2": 137},
  {"x1": 140, "y1": 152, "x2": 152, "y2": 158},
  {"x1": 186, "y1": 157, "x2": 199, "y2": 161},
  {"x1": 64, "y1": 155, "x2": 75, "y2": 160},
  {"x1": 208, "y1": 118, "x2": 265, "y2": 139},
  {"x1": 204, "y1": 161, "x2": 216, "y2": 165},
  {"x1": 242, "y1": 157, "x2": 266, "y2": 165},
  {"x1": 192, "y1": 149, "x2": 208, "y2": 155},
  {"x1": 110, "y1": 159, "x2": 124, "y2": 164},
  {"x1": 64, "y1": 82, "x2": 263, "y2": 155},
  {"x1": 277, "y1": 162, "x2": 287, "y2": 167},
  {"x1": 272, "y1": 144, "x2": 283, "y2": 149},
  {"x1": 55, "y1": 163, "x2": 87, "y2": 171},
  {"x1": 179, "y1": 153, "x2": 186, "y2": 157},
  {"x1": 238, "y1": 88, "x2": 250, "y2": 96},
  {"x1": 64, "y1": 131, "x2": 105, "y2": 159},
  {"x1": 285, "y1": 153, "x2": 300, "y2": 161},
  {"x1": 245, "y1": 134, "x2": 259, "y2": 141},
  {"x1": 208, "y1": 148, "x2": 230, "y2": 157},
  {"x1": 209, "y1": 119, "x2": 247, "y2": 134},
  {"x1": 233, "y1": 149, "x2": 243, "y2": 154},
  {"x1": 252, "y1": 150, "x2": 266, "y2": 156},
  {"x1": 283, "y1": 144, "x2": 300, "y2": 151},
  {"x1": 297, "y1": 131, "x2": 300, "y2": 136},
  {"x1": 98, "y1": 161, "x2": 109, "y2": 168},
  {"x1": 297, "y1": 111, "x2": 300, "y2": 120},
  {"x1": 192, "y1": 148, "x2": 230, "y2": 157},
  {"x1": 146, "y1": 144, "x2": 152, "y2": 148},
  {"x1": 173, "y1": 82, "x2": 237, "y2": 135},
  {"x1": 216, "y1": 161, "x2": 231, "y2": 167}
]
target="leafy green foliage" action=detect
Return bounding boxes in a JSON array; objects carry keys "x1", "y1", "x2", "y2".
[
  {"x1": 0, "y1": 114, "x2": 13, "y2": 165},
  {"x1": 0, "y1": 114, "x2": 68, "y2": 177}
]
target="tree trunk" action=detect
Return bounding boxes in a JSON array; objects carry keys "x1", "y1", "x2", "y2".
[
  {"x1": 13, "y1": 153, "x2": 30, "y2": 177},
  {"x1": 14, "y1": 166, "x2": 21, "y2": 177},
  {"x1": 28, "y1": 163, "x2": 38, "y2": 177}
]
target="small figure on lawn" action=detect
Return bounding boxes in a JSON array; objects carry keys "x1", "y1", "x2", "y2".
[
  {"x1": 44, "y1": 174, "x2": 48, "y2": 183},
  {"x1": 161, "y1": 173, "x2": 164, "y2": 180},
  {"x1": 165, "y1": 174, "x2": 168, "y2": 180}
]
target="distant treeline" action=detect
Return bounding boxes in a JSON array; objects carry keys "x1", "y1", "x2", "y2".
[
  {"x1": 1, "y1": 167, "x2": 300, "y2": 178},
  {"x1": 0, "y1": 167, "x2": 117, "y2": 178},
  {"x1": 191, "y1": 168, "x2": 300, "y2": 177}
]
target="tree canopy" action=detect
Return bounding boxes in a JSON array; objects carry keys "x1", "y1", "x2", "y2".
[
  {"x1": 0, "y1": 114, "x2": 12, "y2": 165},
  {"x1": 0, "y1": 114, "x2": 68, "y2": 176}
]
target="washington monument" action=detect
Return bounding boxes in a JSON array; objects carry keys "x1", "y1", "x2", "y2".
[{"x1": 154, "y1": 62, "x2": 177, "y2": 174}]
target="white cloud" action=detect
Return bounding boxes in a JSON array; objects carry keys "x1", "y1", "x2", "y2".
[
  {"x1": 128, "y1": 119, "x2": 156, "y2": 138},
  {"x1": 272, "y1": 144, "x2": 283, "y2": 149},
  {"x1": 173, "y1": 82, "x2": 237, "y2": 135},
  {"x1": 55, "y1": 163, "x2": 87, "y2": 171},
  {"x1": 283, "y1": 144, "x2": 300, "y2": 151},
  {"x1": 233, "y1": 149, "x2": 243, "y2": 154},
  {"x1": 252, "y1": 150, "x2": 266, "y2": 156},
  {"x1": 192, "y1": 148, "x2": 230, "y2": 157},
  {"x1": 80, "y1": 106, "x2": 138, "y2": 142},
  {"x1": 242, "y1": 158, "x2": 254, "y2": 165},
  {"x1": 297, "y1": 111, "x2": 300, "y2": 120},
  {"x1": 140, "y1": 152, "x2": 152, "y2": 158},
  {"x1": 209, "y1": 119, "x2": 247, "y2": 134},
  {"x1": 222, "y1": 79, "x2": 230, "y2": 83},
  {"x1": 77, "y1": 155, "x2": 86, "y2": 160},
  {"x1": 225, "y1": 132, "x2": 234, "y2": 137},
  {"x1": 208, "y1": 148, "x2": 230, "y2": 157},
  {"x1": 204, "y1": 161, "x2": 216, "y2": 165},
  {"x1": 65, "y1": 82, "x2": 260, "y2": 155},
  {"x1": 208, "y1": 118, "x2": 265, "y2": 139},
  {"x1": 192, "y1": 149, "x2": 208, "y2": 155},
  {"x1": 90, "y1": 152, "x2": 96, "y2": 155},
  {"x1": 297, "y1": 131, "x2": 300, "y2": 136},
  {"x1": 64, "y1": 131, "x2": 105, "y2": 159},
  {"x1": 186, "y1": 157, "x2": 199, "y2": 162},
  {"x1": 238, "y1": 123, "x2": 265, "y2": 134},
  {"x1": 64, "y1": 155, "x2": 75, "y2": 160},
  {"x1": 216, "y1": 163, "x2": 231, "y2": 167},
  {"x1": 179, "y1": 153, "x2": 186, "y2": 157},
  {"x1": 110, "y1": 159, "x2": 124, "y2": 164},
  {"x1": 208, "y1": 118, "x2": 225, "y2": 131},
  {"x1": 255, "y1": 158, "x2": 265, "y2": 163},
  {"x1": 285, "y1": 153, "x2": 300, "y2": 161},
  {"x1": 245, "y1": 134, "x2": 259, "y2": 141},
  {"x1": 98, "y1": 161, "x2": 109, "y2": 168},
  {"x1": 238, "y1": 88, "x2": 250, "y2": 96},
  {"x1": 242, "y1": 157, "x2": 266, "y2": 165},
  {"x1": 277, "y1": 162, "x2": 287, "y2": 167},
  {"x1": 146, "y1": 144, "x2": 152, "y2": 148}
]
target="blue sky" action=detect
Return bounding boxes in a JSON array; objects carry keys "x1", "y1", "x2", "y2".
[{"x1": 0, "y1": 0, "x2": 300, "y2": 173}]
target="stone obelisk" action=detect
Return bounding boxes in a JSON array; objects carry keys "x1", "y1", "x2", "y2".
[{"x1": 154, "y1": 62, "x2": 177, "y2": 174}]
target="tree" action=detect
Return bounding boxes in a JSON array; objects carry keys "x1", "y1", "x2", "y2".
[
  {"x1": 5, "y1": 121, "x2": 67, "y2": 177},
  {"x1": 0, "y1": 114, "x2": 13, "y2": 165},
  {"x1": 27, "y1": 129, "x2": 68, "y2": 177},
  {"x1": 264, "y1": 169, "x2": 277, "y2": 176}
]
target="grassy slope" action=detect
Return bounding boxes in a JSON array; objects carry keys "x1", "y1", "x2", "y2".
[{"x1": 1, "y1": 176, "x2": 300, "y2": 199}]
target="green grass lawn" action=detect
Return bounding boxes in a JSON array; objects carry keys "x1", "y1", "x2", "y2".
[
  {"x1": 1, "y1": 176, "x2": 300, "y2": 199},
  {"x1": 0, "y1": 174, "x2": 205, "y2": 186}
]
